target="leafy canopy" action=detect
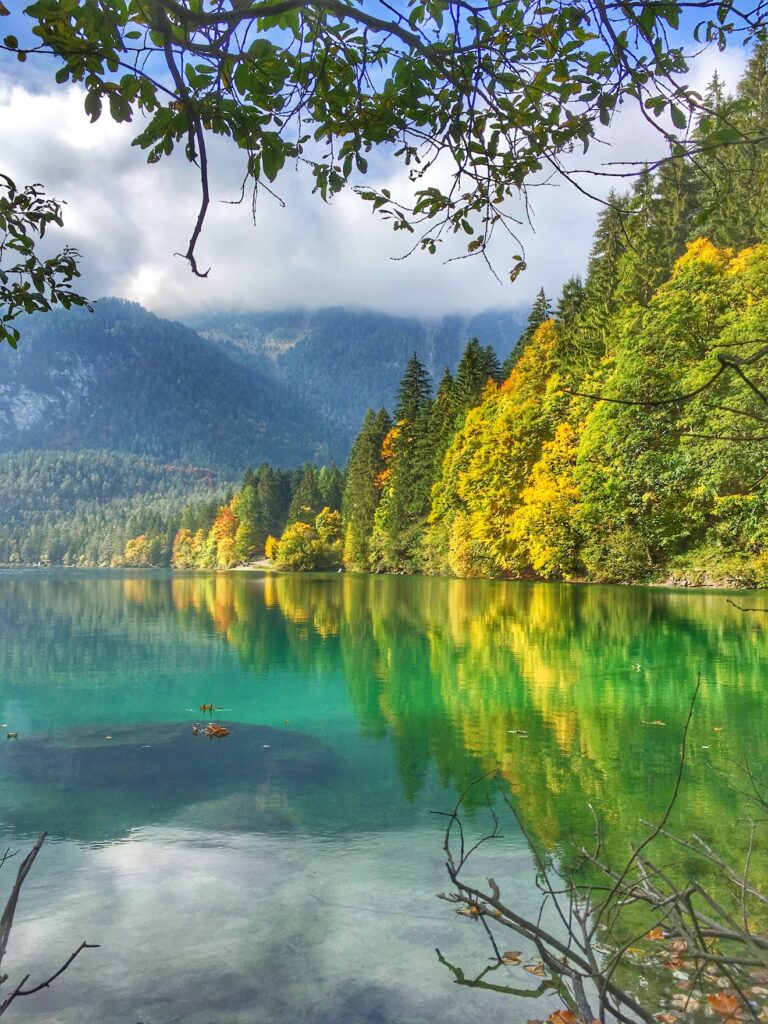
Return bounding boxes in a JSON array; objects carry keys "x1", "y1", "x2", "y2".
[
  {"x1": 0, "y1": 175, "x2": 90, "y2": 346},
  {"x1": 2, "y1": 0, "x2": 766, "y2": 311}
]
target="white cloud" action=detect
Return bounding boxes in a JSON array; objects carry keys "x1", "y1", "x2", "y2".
[{"x1": 0, "y1": 43, "x2": 749, "y2": 320}]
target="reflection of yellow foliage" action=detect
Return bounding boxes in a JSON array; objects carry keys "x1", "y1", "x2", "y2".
[{"x1": 118, "y1": 571, "x2": 768, "y2": 877}]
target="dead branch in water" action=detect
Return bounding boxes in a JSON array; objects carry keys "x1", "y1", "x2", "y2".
[
  {"x1": 436, "y1": 681, "x2": 768, "y2": 1023},
  {"x1": 0, "y1": 832, "x2": 98, "y2": 1016}
]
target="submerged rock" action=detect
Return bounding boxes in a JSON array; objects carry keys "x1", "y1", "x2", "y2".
[{"x1": 0, "y1": 721, "x2": 339, "y2": 842}]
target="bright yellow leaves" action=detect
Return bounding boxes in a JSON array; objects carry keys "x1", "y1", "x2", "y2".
[
  {"x1": 672, "y1": 237, "x2": 733, "y2": 275},
  {"x1": 510, "y1": 421, "x2": 582, "y2": 579},
  {"x1": 428, "y1": 318, "x2": 566, "y2": 578}
]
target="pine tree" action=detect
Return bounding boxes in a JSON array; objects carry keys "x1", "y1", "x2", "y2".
[
  {"x1": 502, "y1": 288, "x2": 552, "y2": 376},
  {"x1": 318, "y1": 464, "x2": 344, "y2": 511},
  {"x1": 395, "y1": 353, "x2": 432, "y2": 423},
  {"x1": 255, "y1": 464, "x2": 291, "y2": 537},
  {"x1": 570, "y1": 191, "x2": 631, "y2": 366},
  {"x1": 430, "y1": 367, "x2": 457, "y2": 469},
  {"x1": 373, "y1": 355, "x2": 434, "y2": 571},
  {"x1": 287, "y1": 464, "x2": 323, "y2": 525},
  {"x1": 232, "y1": 482, "x2": 265, "y2": 562},
  {"x1": 556, "y1": 276, "x2": 585, "y2": 332},
  {"x1": 342, "y1": 408, "x2": 392, "y2": 570},
  {"x1": 615, "y1": 166, "x2": 660, "y2": 308},
  {"x1": 692, "y1": 71, "x2": 758, "y2": 248},
  {"x1": 454, "y1": 339, "x2": 490, "y2": 419}
]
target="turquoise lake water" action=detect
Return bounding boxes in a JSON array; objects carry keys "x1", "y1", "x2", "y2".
[{"x1": 0, "y1": 570, "x2": 766, "y2": 1023}]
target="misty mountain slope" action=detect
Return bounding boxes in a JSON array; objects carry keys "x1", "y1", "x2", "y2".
[
  {"x1": 0, "y1": 299, "x2": 338, "y2": 472},
  {"x1": 190, "y1": 306, "x2": 525, "y2": 437}
]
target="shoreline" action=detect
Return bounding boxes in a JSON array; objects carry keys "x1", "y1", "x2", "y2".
[{"x1": 0, "y1": 561, "x2": 766, "y2": 593}]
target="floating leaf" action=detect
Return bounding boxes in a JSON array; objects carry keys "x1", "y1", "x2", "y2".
[
  {"x1": 672, "y1": 995, "x2": 700, "y2": 1011},
  {"x1": 654, "y1": 1014, "x2": 676, "y2": 1023},
  {"x1": 548, "y1": 1010, "x2": 579, "y2": 1024},
  {"x1": 642, "y1": 720, "x2": 667, "y2": 726},
  {"x1": 626, "y1": 946, "x2": 648, "y2": 959},
  {"x1": 708, "y1": 992, "x2": 743, "y2": 1018},
  {"x1": 525, "y1": 963, "x2": 546, "y2": 977},
  {"x1": 646, "y1": 928, "x2": 666, "y2": 941},
  {"x1": 501, "y1": 951, "x2": 522, "y2": 965}
]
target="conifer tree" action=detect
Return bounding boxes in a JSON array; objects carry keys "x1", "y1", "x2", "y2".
[
  {"x1": 453, "y1": 338, "x2": 497, "y2": 422},
  {"x1": 373, "y1": 355, "x2": 434, "y2": 571},
  {"x1": 318, "y1": 464, "x2": 344, "y2": 511},
  {"x1": 394, "y1": 353, "x2": 432, "y2": 423},
  {"x1": 342, "y1": 408, "x2": 392, "y2": 571},
  {"x1": 691, "y1": 72, "x2": 758, "y2": 248},
  {"x1": 232, "y1": 482, "x2": 265, "y2": 562},
  {"x1": 287, "y1": 464, "x2": 323, "y2": 525},
  {"x1": 556, "y1": 276, "x2": 585, "y2": 332},
  {"x1": 255, "y1": 464, "x2": 292, "y2": 537},
  {"x1": 502, "y1": 288, "x2": 552, "y2": 376},
  {"x1": 569, "y1": 191, "x2": 631, "y2": 366},
  {"x1": 430, "y1": 368, "x2": 457, "y2": 469},
  {"x1": 615, "y1": 166, "x2": 662, "y2": 308}
]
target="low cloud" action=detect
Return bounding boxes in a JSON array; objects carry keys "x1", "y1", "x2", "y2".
[{"x1": 0, "y1": 44, "x2": 748, "y2": 320}]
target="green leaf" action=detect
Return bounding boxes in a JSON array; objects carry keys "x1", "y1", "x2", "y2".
[
  {"x1": 670, "y1": 104, "x2": 687, "y2": 130},
  {"x1": 84, "y1": 89, "x2": 102, "y2": 123}
]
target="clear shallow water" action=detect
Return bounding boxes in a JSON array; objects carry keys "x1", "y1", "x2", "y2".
[{"x1": 0, "y1": 570, "x2": 766, "y2": 1022}]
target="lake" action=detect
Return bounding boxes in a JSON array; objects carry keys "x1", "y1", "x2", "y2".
[{"x1": 0, "y1": 570, "x2": 765, "y2": 1023}]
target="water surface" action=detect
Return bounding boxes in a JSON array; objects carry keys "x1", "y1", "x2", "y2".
[{"x1": 0, "y1": 571, "x2": 765, "y2": 1023}]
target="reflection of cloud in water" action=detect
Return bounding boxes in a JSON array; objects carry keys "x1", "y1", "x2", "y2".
[
  {"x1": 2, "y1": 722, "x2": 340, "y2": 841},
  {"x1": 5, "y1": 830, "x2": 550, "y2": 1024}
]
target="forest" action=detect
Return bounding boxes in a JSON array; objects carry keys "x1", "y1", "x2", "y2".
[
  {"x1": 7, "y1": 49, "x2": 768, "y2": 583},
  {"x1": 333, "y1": 46, "x2": 768, "y2": 587}
]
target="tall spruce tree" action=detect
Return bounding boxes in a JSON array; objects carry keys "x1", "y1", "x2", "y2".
[
  {"x1": 319, "y1": 464, "x2": 345, "y2": 511},
  {"x1": 431, "y1": 367, "x2": 457, "y2": 471},
  {"x1": 453, "y1": 338, "x2": 501, "y2": 423},
  {"x1": 342, "y1": 408, "x2": 392, "y2": 571},
  {"x1": 255, "y1": 464, "x2": 292, "y2": 538},
  {"x1": 614, "y1": 166, "x2": 658, "y2": 308},
  {"x1": 287, "y1": 464, "x2": 323, "y2": 525},
  {"x1": 502, "y1": 288, "x2": 552, "y2": 376},
  {"x1": 232, "y1": 481, "x2": 265, "y2": 562},
  {"x1": 556, "y1": 276, "x2": 585, "y2": 332},
  {"x1": 373, "y1": 354, "x2": 434, "y2": 571},
  {"x1": 572, "y1": 190, "x2": 631, "y2": 366}
]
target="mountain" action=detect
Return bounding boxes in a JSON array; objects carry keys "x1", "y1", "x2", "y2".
[
  {"x1": 188, "y1": 307, "x2": 525, "y2": 443},
  {"x1": 0, "y1": 300, "x2": 525, "y2": 478},
  {"x1": 0, "y1": 298, "x2": 338, "y2": 473}
]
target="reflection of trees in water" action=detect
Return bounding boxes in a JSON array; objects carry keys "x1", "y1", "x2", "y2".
[
  {"x1": 8, "y1": 572, "x2": 766, "y2": 873},
  {"x1": 0, "y1": 574, "x2": 232, "y2": 691},
  {"x1": 216, "y1": 574, "x2": 768, "y2": 869}
]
